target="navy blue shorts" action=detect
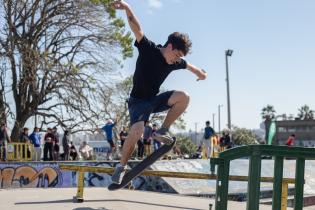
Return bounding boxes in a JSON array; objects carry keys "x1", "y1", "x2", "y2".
[
  {"x1": 107, "y1": 139, "x2": 115, "y2": 148},
  {"x1": 128, "y1": 91, "x2": 174, "y2": 126}
]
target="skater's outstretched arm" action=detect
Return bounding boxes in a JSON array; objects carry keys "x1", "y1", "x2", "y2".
[
  {"x1": 186, "y1": 62, "x2": 207, "y2": 81},
  {"x1": 112, "y1": 0, "x2": 144, "y2": 42}
]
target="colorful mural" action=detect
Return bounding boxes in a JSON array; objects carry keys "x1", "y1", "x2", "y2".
[
  {"x1": 0, "y1": 163, "x2": 63, "y2": 188},
  {"x1": 0, "y1": 161, "x2": 173, "y2": 192}
]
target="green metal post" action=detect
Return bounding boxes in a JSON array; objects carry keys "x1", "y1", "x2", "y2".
[
  {"x1": 272, "y1": 156, "x2": 284, "y2": 210},
  {"x1": 247, "y1": 152, "x2": 262, "y2": 210},
  {"x1": 294, "y1": 158, "x2": 305, "y2": 210},
  {"x1": 210, "y1": 158, "x2": 221, "y2": 175},
  {"x1": 215, "y1": 159, "x2": 230, "y2": 210}
]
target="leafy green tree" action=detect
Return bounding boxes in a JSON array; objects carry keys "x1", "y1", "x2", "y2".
[
  {"x1": 174, "y1": 134, "x2": 197, "y2": 156},
  {"x1": 261, "y1": 105, "x2": 276, "y2": 143},
  {"x1": 298, "y1": 105, "x2": 314, "y2": 120},
  {"x1": 0, "y1": 0, "x2": 133, "y2": 139},
  {"x1": 231, "y1": 126, "x2": 260, "y2": 145}
]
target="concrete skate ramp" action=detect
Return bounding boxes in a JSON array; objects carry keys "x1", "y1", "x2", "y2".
[
  {"x1": 151, "y1": 159, "x2": 315, "y2": 195},
  {"x1": 0, "y1": 188, "x2": 293, "y2": 210}
]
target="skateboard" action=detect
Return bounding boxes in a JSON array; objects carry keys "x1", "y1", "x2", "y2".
[{"x1": 108, "y1": 138, "x2": 176, "y2": 191}]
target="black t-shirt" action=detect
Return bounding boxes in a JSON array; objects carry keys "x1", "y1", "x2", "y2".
[
  {"x1": 119, "y1": 131, "x2": 128, "y2": 141},
  {"x1": 130, "y1": 36, "x2": 187, "y2": 99}
]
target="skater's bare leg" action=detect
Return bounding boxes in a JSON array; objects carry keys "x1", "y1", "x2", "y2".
[
  {"x1": 162, "y1": 91, "x2": 190, "y2": 129},
  {"x1": 120, "y1": 121, "x2": 144, "y2": 165}
]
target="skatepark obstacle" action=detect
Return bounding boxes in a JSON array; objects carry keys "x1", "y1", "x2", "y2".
[
  {"x1": 60, "y1": 159, "x2": 295, "y2": 208},
  {"x1": 210, "y1": 145, "x2": 315, "y2": 210}
]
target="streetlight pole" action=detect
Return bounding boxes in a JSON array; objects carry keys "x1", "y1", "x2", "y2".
[
  {"x1": 218, "y1": 104, "x2": 223, "y2": 134},
  {"x1": 225, "y1": 49, "x2": 233, "y2": 131}
]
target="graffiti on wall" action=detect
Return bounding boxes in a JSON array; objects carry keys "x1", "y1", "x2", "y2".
[
  {"x1": 0, "y1": 164, "x2": 62, "y2": 188},
  {"x1": 0, "y1": 162, "x2": 175, "y2": 193},
  {"x1": 72, "y1": 162, "x2": 174, "y2": 192}
]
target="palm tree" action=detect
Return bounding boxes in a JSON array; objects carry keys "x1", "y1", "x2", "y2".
[
  {"x1": 298, "y1": 105, "x2": 314, "y2": 120},
  {"x1": 261, "y1": 105, "x2": 276, "y2": 143}
]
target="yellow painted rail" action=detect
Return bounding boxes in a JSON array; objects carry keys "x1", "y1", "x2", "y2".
[
  {"x1": 6, "y1": 143, "x2": 33, "y2": 161},
  {"x1": 60, "y1": 164, "x2": 295, "y2": 209}
]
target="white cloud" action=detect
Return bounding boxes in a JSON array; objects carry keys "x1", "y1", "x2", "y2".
[{"x1": 148, "y1": 0, "x2": 163, "y2": 9}]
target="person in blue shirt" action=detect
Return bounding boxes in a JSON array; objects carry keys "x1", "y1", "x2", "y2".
[
  {"x1": 102, "y1": 119, "x2": 117, "y2": 160},
  {"x1": 29, "y1": 127, "x2": 41, "y2": 161},
  {"x1": 203, "y1": 121, "x2": 215, "y2": 158}
]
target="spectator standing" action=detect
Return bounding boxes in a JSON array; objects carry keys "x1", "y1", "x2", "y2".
[
  {"x1": 0, "y1": 123, "x2": 11, "y2": 161},
  {"x1": 29, "y1": 127, "x2": 41, "y2": 161},
  {"x1": 211, "y1": 134, "x2": 220, "y2": 157},
  {"x1": 19, "y1": 127, "x2": 31, "y2": 159},
  {"x1": 219, "y1": 132, "x2": 227, "y2": 152},
  {"x1": 143, "y1": 121, "x2": 153, "y2": 157},
  {"x1": 137, "y1": 137, "x2": 144, "y2": 159},
  {"x1": 69, "y1": 141, "x2": 78, "y2": 160},
  {"x1": 52, "y1": 126, "x2": 60, "y2": 161},
  {"x1": 203, "y1": 121, "x2": 215, "y2": 158},
  {"x1": 79, "y1": 141, "x2": 93, "y2": 160},
  {"x1": 62, "y1": 130, "x2": 71, "y2": 160},
  {"x1": 224, "y1": 132, "x2": 232, "y2": 149},
  {"x1": 286, "y1": 134, "x2": 295, "y2": 146},
  {"x1": 152, "y1": 124, "x2": 160, "y2": 152},
  {"x1": 19, "y1": 127, "x2": 31, "y2": 143},
  {"x1": 119, "y1": 126, "x2": 128, "y2": 149},
  {"x1": 102, "y1": 119, "x2": 117, "y2": 160},
  {"x1": 43, "y1": 128, "x2": 54, "y2": 161}
]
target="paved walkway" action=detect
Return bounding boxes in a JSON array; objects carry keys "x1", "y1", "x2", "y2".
[{"x1": 0, "y1": 188, "x2": 297, "y2": 210}]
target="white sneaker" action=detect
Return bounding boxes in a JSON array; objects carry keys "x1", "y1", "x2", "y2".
[
  {"x1": 111, "y1": 164, "x2": 127, "y2": 184},
  {"x1": 152, "y1": 127, "x2": 174, "y2": 145}
]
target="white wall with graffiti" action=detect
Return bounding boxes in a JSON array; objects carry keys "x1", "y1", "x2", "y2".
[
  {"x1": 3, "y1": 159, "x2": 315, "y2": 196},
  {"x1": 0, "y1": 162, "x2": 175, "y2": 193}
]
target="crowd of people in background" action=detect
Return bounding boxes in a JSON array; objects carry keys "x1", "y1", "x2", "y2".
[
  {"x1": 0, "y1": 123, "x2": 80, "y2": 162},
  {"x1": 0, "y1": 119, "x2": 297, "y2": 162},
  {"x1": 100, "y1": 120, "x2": 162, "y2": 161},
  {"x1": 201, "y1": 121, "x2": 232, "y2": 159},
  {"x1": 0, "y1": 119, "x2": 228, "y2": 162}
]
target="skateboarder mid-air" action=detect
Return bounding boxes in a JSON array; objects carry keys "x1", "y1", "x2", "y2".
[{"x1": 111, "y1": 0, "x2": 207, "y2": 185}]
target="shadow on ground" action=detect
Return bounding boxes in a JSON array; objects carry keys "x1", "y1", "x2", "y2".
[{"x1": 16, "y1": 198, "x2": 204, "y2": 210}]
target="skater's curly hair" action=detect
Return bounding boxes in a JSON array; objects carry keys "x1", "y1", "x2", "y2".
[{"x1": 164, "y1": 32, "x2": 192, "y2": 56}]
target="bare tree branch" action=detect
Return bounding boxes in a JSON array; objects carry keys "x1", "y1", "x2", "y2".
[{"x1": 0, "y1": 0, "x2": 133, "y2": 139}]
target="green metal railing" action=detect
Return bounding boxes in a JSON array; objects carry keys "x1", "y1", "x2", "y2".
[{"x1": 210, "y1": 145, "x2": 315, "y2": 210}]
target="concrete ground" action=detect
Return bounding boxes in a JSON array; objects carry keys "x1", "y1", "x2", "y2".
[{"x1": 0, "y1": 188, "x2": 299, "y2": 210}]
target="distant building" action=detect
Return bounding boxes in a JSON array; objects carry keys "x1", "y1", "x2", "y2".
[{"x1": 275, "y1": 119, "x2": 315, "y2": 147}]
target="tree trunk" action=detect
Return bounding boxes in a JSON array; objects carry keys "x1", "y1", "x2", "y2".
[
  {"x1": 264, "y1": 120, "x2": 271, "y2": 143},
  {"x1": 0, "y1": 91, "x2": 6, "y2": 122},
  {"x1": 10, "y1": 115, "x2": 28, "y2": 142}
]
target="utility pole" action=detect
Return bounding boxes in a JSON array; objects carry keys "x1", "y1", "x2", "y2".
[
  {"x1": 225, "y1": 49, "x2": 233, "y2": 131},
  {"x1": 194, "y1": 122, "x2": 198, "y2": 144}
]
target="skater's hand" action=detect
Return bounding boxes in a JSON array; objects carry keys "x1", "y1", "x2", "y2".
[
  {"x1": 197, "y1": 69, "x2": 207, "y2": 81},
  {"x1": 187, "y1": 63, "x2": 207, "y2": 81},
  {"x1": 112, "y1": 0, "x2": 129, "y2": 10}
]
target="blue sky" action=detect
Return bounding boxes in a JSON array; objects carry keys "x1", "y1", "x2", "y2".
[{"x1": 117, "y1": 0, "x2": 315, "y2": 132}]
